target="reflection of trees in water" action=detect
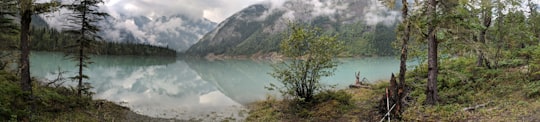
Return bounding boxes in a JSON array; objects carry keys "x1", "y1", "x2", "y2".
[
  {"x1": 31, "y1": 52, "x2": 213, "y2": 98},
  {"x1": 90, "y1": 54, "x2": 176, "y2": 67},
  {"x1": 184, "y1": 59, "x2": 279, "y2": 104},
  {"x1": 31, "y1": 52, "x2": 250, "y2": 119},
  {"x1": 184, "y1": 58, "x2": 405, "y2": 104},
  {"x1": 30, "y1": 51, "x2": 176, "y2": 73}
]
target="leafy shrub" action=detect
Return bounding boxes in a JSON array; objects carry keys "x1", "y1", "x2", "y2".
[{"x1": 269, "y1": 24, "x2": 342, "y2": 102}]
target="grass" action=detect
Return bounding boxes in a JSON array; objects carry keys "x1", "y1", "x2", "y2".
[
  {"x1": 246, "y1": 82, "x2": 388, "y2": 121},
  {"x1": 0, "y1": 71, "x2": 176, "y2": 122},
  {"x1": 247, "y1": 57, "x2": 540, "y2": 121}
]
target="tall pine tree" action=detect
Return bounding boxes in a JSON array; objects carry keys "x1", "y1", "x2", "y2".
[
  {"x1": 17, "y1": 0, "x2": 59, "y2": 95},
  {"x1": 426, "y1": 0, "x2": 439, "y2": 105},
  {"x1": 63, "y1": 0, "x2": 108, "y2": 97}
]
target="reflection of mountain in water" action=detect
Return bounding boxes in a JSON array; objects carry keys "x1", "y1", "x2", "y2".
[
  {"x1": 184, "y1": 58, "x2": 406, "y2": 104},
  {"x1": 30, "y1": 52, "x2": 409, "y2": 120},
  {"x1": 31, "y1": 51, "x2": 215, "y2": 101},
  {"x1": 89, "y1": 61, "x2": 213, "y2": 99},
  {"x1": 185, "y1": 59, "x2": 279, "y2": 104},
  {"x1": 30, "y1": 52, "x2": 245, "y2": 120}
]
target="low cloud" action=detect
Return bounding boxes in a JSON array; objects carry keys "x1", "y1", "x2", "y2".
[
  {"x1": 38, "y1": 0, "x2": 403, "y2": 50},
  {"x1": 364, "y1": 0, "x2": 400, "y2": 26}
]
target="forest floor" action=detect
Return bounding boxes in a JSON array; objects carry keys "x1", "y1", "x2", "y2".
[
  {"x1": 246, "y1": 57, "x2": 540, "y2": 121},
  {"x1": 246, "y1": 83, "x2": 540, "y2": 121}
]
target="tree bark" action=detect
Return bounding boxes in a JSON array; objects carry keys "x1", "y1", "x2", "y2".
[
  {"x1": 77, "y1": 0, "x2": 88, "y2": 97},
  {"x1": 494, "y1": 0, "x2": 504, "y2": 68},
  {"x1": 19, "y1": 1, "x2": 34, "y2": 120},
  {"x1": 426, "y1": 0, "x2": 438, "y2": 105},
  {"x1": 477, "y1": 1, "x2": 491, "y2": 68},
  {"x1": 78, "y1": 42, "x2": 83, "y2": 96},
  {"x1": 20, "y1": 2, "x2": 32, "y2": 96},
  {"x1": 396, "y1": 0, "x2": 410, "y2": 117}
]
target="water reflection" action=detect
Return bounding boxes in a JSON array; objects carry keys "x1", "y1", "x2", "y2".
[
  {"x1": 30, "y1": 52, "x2": 406, "y2": 120},
  {"x1": 30, "y1": 52, "x2": 246, "y2": 120},
  {"x1": 185, "y1": 59, "x2": 280, "y2": 104}
]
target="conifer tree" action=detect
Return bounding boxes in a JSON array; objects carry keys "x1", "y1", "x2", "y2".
[{"x1": 63, "y1": 0, "x2": 108, "y2": 96}]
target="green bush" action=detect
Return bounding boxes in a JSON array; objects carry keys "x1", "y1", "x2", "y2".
[
  {"x1": 525, "y1": 81, "x2": 540, "y2": 98},
  {"x1": 528, "y1": 46, "x2": 540, "y2": 80},
  {"x1": 0, "y1": 71, "x2": 95, "y2": 121},
  {"x1": 269, "y1": 24, "x2": 342, "y2": 102},
  {"x1": 0, "y1": 72, "x2": 27, "y2": 120}
]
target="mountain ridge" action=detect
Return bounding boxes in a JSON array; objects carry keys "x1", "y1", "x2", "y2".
[
  {"x1": 186, "y1": 0, "x2": 400, "y2": 57},
  {"x1": 38, "y1": 3, "x2": 217, "y2": 52}
]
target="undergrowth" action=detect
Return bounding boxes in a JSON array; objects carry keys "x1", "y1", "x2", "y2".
[
  {"x1": 247, "y1": 88, "x2": 383, "y2": 121},
  {"x1": 402, "y1": 56, "x2": 540, "y2": 121},
  {"x1": 0, "y1": 71, "x2": 164, "y2": 121},
  {"x1": 248, "y1": 56, "x2": 540, "y2": 121}
]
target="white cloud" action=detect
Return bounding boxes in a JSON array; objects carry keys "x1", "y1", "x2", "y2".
[
  {"x1": 364, "y1": 0, "x2": 400, "y2": 26},
  {"x1": 105, "y1": 0, "x2": 267, "y2": 23}
]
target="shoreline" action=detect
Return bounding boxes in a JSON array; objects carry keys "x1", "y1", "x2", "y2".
[{"x1": 182, "y1": 52, "x2": 389, "y2": 61}]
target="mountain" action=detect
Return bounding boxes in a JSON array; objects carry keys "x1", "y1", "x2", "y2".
[
  {"x1": 186, "y1": 0, "x2": 400, "y2": 57},
  {"x1": 39, "y1": 8, "x2": 217, "y2": 52},
  {"x1": 98, "y1": 14, "x2": 217, "y2": 51}
]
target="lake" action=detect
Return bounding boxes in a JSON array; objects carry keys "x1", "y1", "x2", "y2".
[{"x1": 30, "y1": 51, "x2": 413, "y2": 120}]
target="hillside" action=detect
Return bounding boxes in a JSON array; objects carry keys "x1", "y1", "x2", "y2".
[{"x1": 186, "y1": 0, "x2": 400, "y2": 57}]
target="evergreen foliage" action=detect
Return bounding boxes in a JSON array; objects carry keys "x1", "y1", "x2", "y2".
[
  {"x1": 30, "y1": 27, "x2": 176, "y2": 56},
  {"x1": 0, "y1": 0, "x2": 18, "y2": 46},
  {"x1": 62, "y1": 0, "x2": 108, "y2": 96}
]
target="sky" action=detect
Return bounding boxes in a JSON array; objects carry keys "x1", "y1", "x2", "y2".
[{"x1": 103, "y1": 0, "x2": 273, "y2": 23}]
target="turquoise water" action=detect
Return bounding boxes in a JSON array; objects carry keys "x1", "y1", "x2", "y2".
[{"x1": 30, "y1": 51, "x2": 414, "y2": 120}]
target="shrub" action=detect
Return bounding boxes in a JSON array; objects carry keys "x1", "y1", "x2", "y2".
[
  {"x1": 0, "y1": 72, "x2": 26, "y2": 120},
  {"x1": 269, "y1": 23, "x2": 342, "y2": 102},
  {"x1": 525, "y1": 81, "x2": 540, "y2": 98}
]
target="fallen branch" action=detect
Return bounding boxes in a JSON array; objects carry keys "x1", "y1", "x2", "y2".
[
  {"x1": 462, "y1": 101, "x2": 492, "y2": 111},
  {"x1": 349, "y1": 84, "x2": 371, "y2": 89}
]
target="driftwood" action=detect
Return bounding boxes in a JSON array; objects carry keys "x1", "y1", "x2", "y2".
[
  {"x1": 349, "y1": 84, "x2": 371, "y2": 89},
  {"x1": 462, "y1": 101, "x2": 492, "y2": 111},
  {"x1": 350, "y1": 71, "x2": 371, "y2": 89}
]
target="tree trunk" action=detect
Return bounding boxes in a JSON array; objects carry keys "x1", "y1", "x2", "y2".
[
  {"x1": 396, "y1": 0, "x2": 410, "y2": 117},
  {"x1": 426, "y1": 0, "x2": 438, "y2": 105},
  {"x1": 78, "y1": 42, "x2": 83, "y2": 96},
  {"x1": 19, "y1": 1, "x2": 34, "y2": 120},
  {"x1": 494, "y1": 0, "x2": 504, "y2": 68},
  {"x1": 477, "y1": 30, "x2": 487, "y2": 67},
  {"x1": 478, "y1": 2, "x2": 491, "y2": 68},
  {"x1": 20, "y1": 2, "x2": 32, "y2": 97},
  {"x1": 77, "y1": 0, "x2": 88, "y2": 97}
]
